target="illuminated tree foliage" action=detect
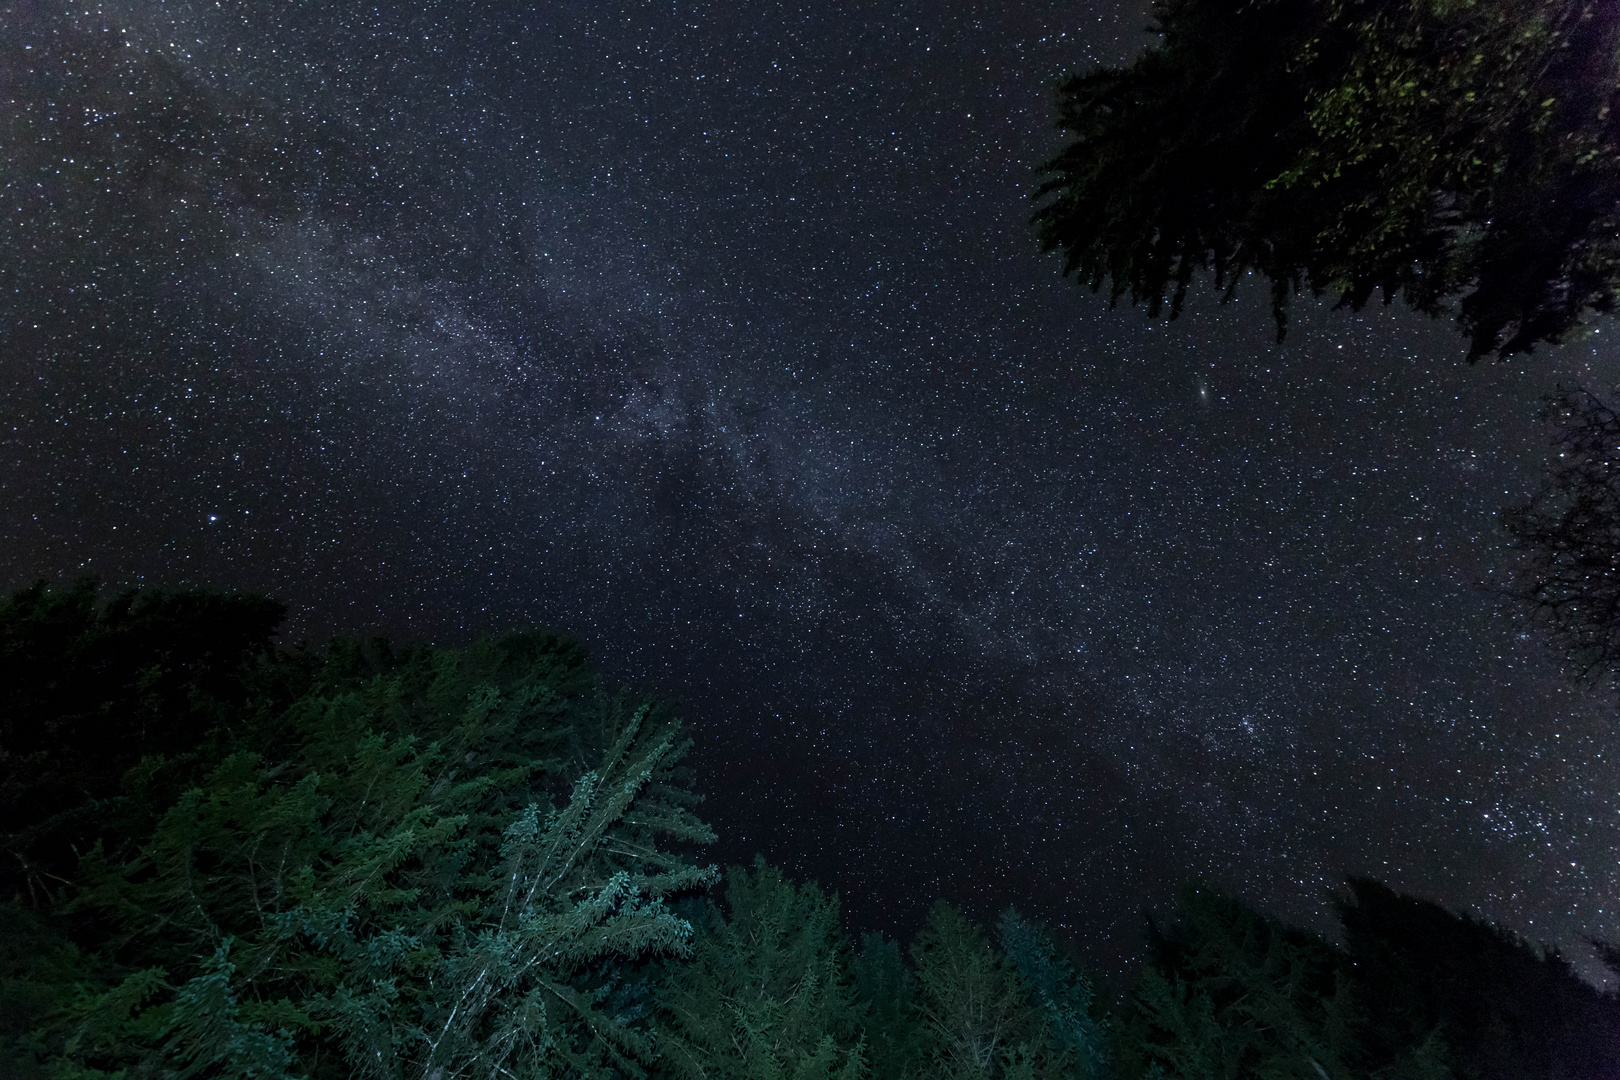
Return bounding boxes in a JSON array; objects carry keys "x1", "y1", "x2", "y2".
[
  {"x1": 908, "y1": 902, "x2": 1052, "y2": 1080},
  {"x1": 655, "y1": 858, "x2": 866, "y2": 1080},
  {"x1": 998, "y1": 912, "x2": 1111, "y2": 1080},
  {"x1": 0, "y1": 593, "x2": 717, "y2": 1080},
  {"x1": 4, "y1": 583, "x2": 1619, "y2": 1079},
  {"x1": 1034, "y1": 0, "x2": 1620, "y2": 357},
  {"x1": 851, "y1": 932, "x2": 925, "y2": 1080}
]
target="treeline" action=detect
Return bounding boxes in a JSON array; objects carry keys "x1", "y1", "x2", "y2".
[{"x1": 3, "y1": 583, "x2": 1618, "y2": 1079}]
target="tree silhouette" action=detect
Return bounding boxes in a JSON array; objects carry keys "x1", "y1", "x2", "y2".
[
  {"x1": 1503, "y1": 386, "x2": 1620, "y2": 682},
  {"x1": 1034, "y1": 0, "x2": 1620, "y2": 357},
  {"x1": 0, "y1": 579, "x2": 287, "y2": 908}
]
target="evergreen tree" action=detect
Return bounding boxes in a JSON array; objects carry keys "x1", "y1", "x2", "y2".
[
  {"x1": 1119, "y1": 886, "x2": 1449, "y2": 1080},
  {"x1": 909, "y1": 903, "x2": 1048, "y2": 1080},
  {"x1": 998, "y1": 911, "x2": 1111, "y2": 1080},
  {"x1": 11, "y1": 582, "x2": 1618, "y2": 1080},
  {"x1": 1337, "y1": 878, "x2": 1620, "y2": 1080},
  {"x1": 655, "y1": 857, "x2": 865, "y2": 1080},
  {"x1": 1033, "y1": 0, "x2": 1620, "y2": 357},
  {"x1": 0, "y1": 579, "x2": 288, "y2": 909},
  {"x1": 851, "y1": 933, "x2": 925, "y2": 1080},
  {"x1": 5, "y1": 630, "x2": 717, "y2": 1080}
]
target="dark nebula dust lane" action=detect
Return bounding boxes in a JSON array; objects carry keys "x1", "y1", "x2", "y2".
[{"x1": 5, "y1": 0, "x2": 1620, "y2": 979}]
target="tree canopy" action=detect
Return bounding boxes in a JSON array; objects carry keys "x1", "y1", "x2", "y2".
[
  {"x1": 0, "y1": 580, "x2": 288, "y2": 908},
  {"x1": 3, "y1": 581, "x2": 1619, "y2": 1079},
  {"x1": 1034, "y1": 0, "x2": 1620, "y2": 357},
  {"x1": 1, "y1": 586, "x2": 718, "y2": 1079}
]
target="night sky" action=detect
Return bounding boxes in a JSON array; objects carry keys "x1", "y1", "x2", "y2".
[{"x1": 6, "y1": 0, "x2": 1620, "y2": 982}]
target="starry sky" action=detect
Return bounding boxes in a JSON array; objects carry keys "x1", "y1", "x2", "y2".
[{"x1": 6, "y1": 0, "x2": 1620, "y2": 982}]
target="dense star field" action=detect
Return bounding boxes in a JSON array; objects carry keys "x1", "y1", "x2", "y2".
[{"x1": 5, "y1": 0, "x2": 1620, "y2": 980}]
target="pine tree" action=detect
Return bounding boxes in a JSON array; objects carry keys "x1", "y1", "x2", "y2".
[
  {"x1": 1337, "y1": 878, "x2": 1620, "y2": 1080},
  {"x1": 0, "y1": 579, "x2": 288, "y2": 909},
  {"x1": 1033, "y1": 0, "x2": 1620, "y2": 357},
  {"x1": 654, "y1": 857, "x2": 865, "y2": 1080},
  {"x1": 997, "y1": 911, "x2": 1111, "y2": 1080},
  {"x1": 909, "y1": 903, "x2": 1047, "y2": 1080},
  {"x1": 851, "y1": 933, "x2": 925, "y2": 1080},
  {"x1": 1119, "y1": 886, "x2": 1449, "y2": 1080},
  {"x1": 1502, "y1": 385, "x2": 1620, "y2": 683},
  {"x1": 12, "y1": 631, "x2": 717, "y2": 1080}
]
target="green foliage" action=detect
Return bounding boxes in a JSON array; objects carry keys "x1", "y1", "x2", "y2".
[
  {"x1": 157, "y1": 941, "x2": 304, "y2": 1080},
  {"x1": 0, "y1": 903, "x2": 122, "y2": 1079},
  {"x1": 7, "y1": 582, "x2": 1618, "y2": 1080},
  {"x1": 1034, "y1": 0, "x2": 1620, "y2": 357},
  {"x1": 4, "y1": 623, "x2": 716, "y2": 1080},
  {"x1": 998, "y1": 911, "x2": 1111, "y2": 1080},
  {"x1": 655, "y1": 857, "x2": 864, "y2": 1080},
  {"x1": 1119, "y1": 886, "x2": 1449, "y2": 1080},
  {"x1": 909, "y1": 902, "x2": 1050, "y2": 1080},
  {"x1": 851, "y1": 933, "x2": 924, "y2": 1080}
]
